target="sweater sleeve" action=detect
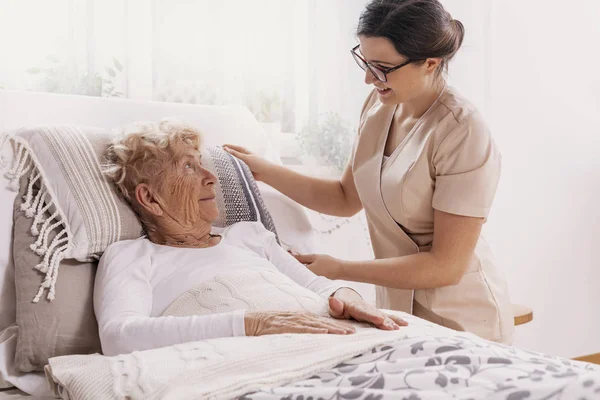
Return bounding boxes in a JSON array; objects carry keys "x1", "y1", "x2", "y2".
[
  {"x1": 94, "y1": 241, "x2": 246, "y2": 356},
  {"x1": 248, "y1": 224, "x2": 345, "y2": 298}
]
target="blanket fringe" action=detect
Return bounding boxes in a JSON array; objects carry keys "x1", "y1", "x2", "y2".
[
  {"x1": 32, "y1": 214, "x2": 63, "y2": 256},
  {"x1": 34, "y1": 229, "x2": 68, "y2": 272},
  {"x1": 3, "y1": 135, "x2": 72, "y2": 303},
  {"x1": 33, "y1": 244, "x2": 68, "y2": 303},
  {"x1": 31, "y1": 210, "x2": 59, "y2": 252},
  {"x1": 27, "y1": 186, "x2": 47, "y2": 220},
  {"x1": 31, "y1": 197, "x2": 53, "y2": 236},
  {"x1": 21, "y1": 170, "x2": 41, "y2": 212}
]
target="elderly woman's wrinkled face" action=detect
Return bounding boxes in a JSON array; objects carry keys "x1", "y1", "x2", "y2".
[{"x1": 157, "y1": 147, "x2": 218, "y2": 227}]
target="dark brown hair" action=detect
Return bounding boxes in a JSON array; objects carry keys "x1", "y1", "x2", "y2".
[{"x1": 357, "y1": 0, "x2": 464, "y2": 76}]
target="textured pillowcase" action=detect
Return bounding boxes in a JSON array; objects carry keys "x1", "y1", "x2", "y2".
[
  {"x1": 3, "y1": 126, "x2": 144, "y2": 303},
  {"x1": 203, "y1": 146, "x2": 277, "y2": 237},
  {"x1": 12, "y1": 176, "x2": 101, "y2": 373},
  {"x1": 1, "y1": 125, "x2": 277, "y2": 304}
]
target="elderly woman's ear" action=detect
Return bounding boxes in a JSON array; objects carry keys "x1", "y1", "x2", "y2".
[{"x1": 135, "y1": 183, "x2": 164, "y2": 217}]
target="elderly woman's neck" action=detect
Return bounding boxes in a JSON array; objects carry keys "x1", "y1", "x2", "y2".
[{"x1": 147, "y1": 221, "x2": 214, "y2": 246}]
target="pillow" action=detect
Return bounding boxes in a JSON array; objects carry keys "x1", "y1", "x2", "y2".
[
  {"x1": 3, "y1": 126, "x2": 145, "y2": 304},
  {"x1": 13, "y1": 176, "x2": 101, "y2": 373},
  {"x1": 203, "y1": 146, "x2": 277, "y2": 236},
  {"x1": 256, "y1": 182, "x2": 316, "y2": 254},
  {"x1": 0, "y1": 137, "x2": 17, "y2": 334},
  {"x1": 1, "y1": 125, "x2": 277, "y2": 304}
]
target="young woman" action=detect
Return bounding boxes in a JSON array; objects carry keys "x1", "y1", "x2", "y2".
[{"x1": 225, "y1": 0, "x2": 513, "y2": 343}]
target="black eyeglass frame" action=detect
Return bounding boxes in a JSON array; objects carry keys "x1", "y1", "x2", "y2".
[{"x1": 351, "y1": 44, "x2": 416, "y2": 82}]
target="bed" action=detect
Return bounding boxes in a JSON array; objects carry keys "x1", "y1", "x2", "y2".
[
  {"x1": 3, "y1": 314, "x2": 600, "y2": 399},
  {"x1": 1, "y1": 91, "x2": 599, "y2": 400}
]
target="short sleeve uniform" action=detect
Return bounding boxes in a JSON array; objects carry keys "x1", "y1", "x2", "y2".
[{"x1": 352, "y1": 87, "x2": 514, "y2": 343}]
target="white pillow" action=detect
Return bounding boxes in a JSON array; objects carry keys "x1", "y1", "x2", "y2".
[{"x1": 257, "y1": 182, "x2": 317, "y2": 254}]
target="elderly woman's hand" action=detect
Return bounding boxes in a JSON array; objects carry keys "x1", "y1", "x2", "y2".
[
  {"x1": 222, "y1": 144, "x2": 274, "y2": 182},
  {"x1": 329, "y1": 288, "x2": 408, "y2": 331},
  {"x1": 244, "y1": 311, "x2": 356, "y2": 336}
]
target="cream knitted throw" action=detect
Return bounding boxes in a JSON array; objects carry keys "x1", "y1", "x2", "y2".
[
  {"x1": 45, "y1": 271, "x2": 423, "y2": 400},
  {"x1": 46, "y1": 329, "x2": 410, "y2": 400}
]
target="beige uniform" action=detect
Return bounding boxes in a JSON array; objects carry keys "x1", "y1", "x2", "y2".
[{"x1": 352, "y1": 87, "x2": 514, "y2": 343}]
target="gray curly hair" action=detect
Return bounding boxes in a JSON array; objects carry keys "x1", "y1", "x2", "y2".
[{"x1": 103, "y1": 119, "x2": 203, "y2": 206}]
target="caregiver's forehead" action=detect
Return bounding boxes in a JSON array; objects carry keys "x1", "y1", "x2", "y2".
[{"x1": 358, "y1": 36, "x2": 403, "y2": 64}]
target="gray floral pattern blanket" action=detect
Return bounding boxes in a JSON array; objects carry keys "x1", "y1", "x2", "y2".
[{"x1": 242, "y1": 316, "x2": 600, "y2": 400}]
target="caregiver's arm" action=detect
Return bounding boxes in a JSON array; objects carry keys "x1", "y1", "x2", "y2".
[
  {"x1": 223, "y1": 145, "x2": 362, "y2": 217},
  {"x1": 94, "y1": 243, "x2": 247, "y2": 356},
  {"x1": 305, "y1": 210, "x2": 482, "y2": 289},
  {"x1": 334, "y1": 112, "x2": 497, "y2": 289},
  {"x1": 260, "y1": 225, "x2": 407, "y2": 329},
  {"x1": 262, "y1": 227, "x2": 347, "y2": 298}
]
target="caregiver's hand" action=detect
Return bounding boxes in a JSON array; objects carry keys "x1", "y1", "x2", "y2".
[
  {"x1": 244, "y1": 311, "x2": 355, "y2": 336},
  {"x1": 222, "y1": 144, "x2": 274, "y2": 182},
  {"x1": 330, "y1": 288, "x2": 408, "y2": 331},
  {"x1": 293, "y1": 253, "x2": 344, "y2": 280}
]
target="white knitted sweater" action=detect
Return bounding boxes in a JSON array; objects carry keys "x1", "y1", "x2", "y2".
[
  {"x1": 94, "y1": 222, "x2": 344, "y2": 356},
  {"x1": 162, "y1": 268, "x2": 330, "y2": 318}
]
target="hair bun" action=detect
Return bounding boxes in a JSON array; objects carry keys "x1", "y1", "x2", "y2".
[
  {"x1": 357, "y1": 0, "x2": 466, "y2": 77},
  {"x1": 451, "y1": 19, "x2": 465, "y2": 50}
]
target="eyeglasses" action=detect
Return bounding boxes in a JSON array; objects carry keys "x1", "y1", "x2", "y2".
[{"x1": 351, "y1": 44, "x2": 414, "y2": 83}]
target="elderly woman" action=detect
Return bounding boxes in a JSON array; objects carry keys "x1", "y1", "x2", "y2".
[{"x1": 95, "y1": 120, "x2": 407, "y2": 357}]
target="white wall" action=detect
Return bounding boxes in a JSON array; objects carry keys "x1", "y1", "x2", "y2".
[
  {"x1": 484, "y1": 0, "x2": 600, "y2": 358},
  {"x1": 305, "y1": 1, "x2": 600, "y2": 358}
]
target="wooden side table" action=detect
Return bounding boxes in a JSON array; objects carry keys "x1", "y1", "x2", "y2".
[
  {"x1": 574, "y1": 353, "x2": 600, "y2": 365},
  {"x1": 512, "y1": 304, "x2": 533, "y2": 326}
]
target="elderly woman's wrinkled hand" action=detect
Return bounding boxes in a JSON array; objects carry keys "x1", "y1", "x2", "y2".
[
  {"x1": 244, "y1": 311, "x2": 356, "y2": 336},
  {"x1": 330, "y1": 288, "x2": 408, "y2": 331}
]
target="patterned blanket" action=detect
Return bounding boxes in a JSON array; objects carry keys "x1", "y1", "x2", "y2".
[{"x1": 243, "y1": 315, "x2": 600, "y2": 400}]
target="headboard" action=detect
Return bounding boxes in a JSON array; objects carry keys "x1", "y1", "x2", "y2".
[{"x1": 0, "y1": 90, "x2": 272, "y2": 157}]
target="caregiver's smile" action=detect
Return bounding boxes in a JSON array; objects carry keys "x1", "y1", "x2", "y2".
[{"x1": 375, "y1": 86, "x2": 393, "y2": 97}]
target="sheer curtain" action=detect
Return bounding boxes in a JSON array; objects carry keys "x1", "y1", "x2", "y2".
[{"x1": 0, "y1": 0, "x2": 489, "y2": 170}]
